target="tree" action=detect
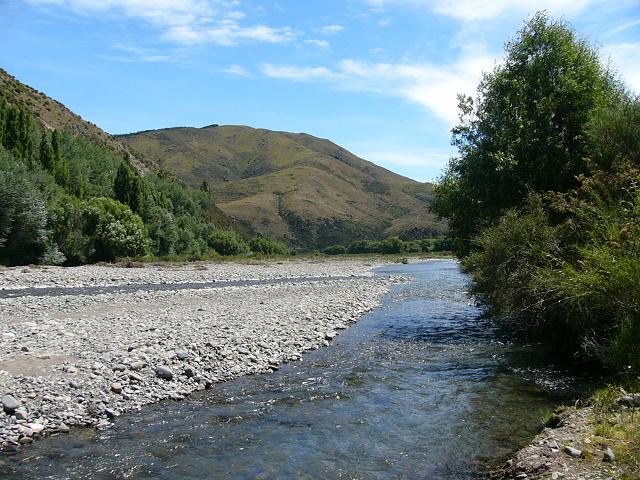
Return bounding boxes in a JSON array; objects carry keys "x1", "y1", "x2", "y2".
[
  {"x1": 51, "y1": 129, "x2": 61, "y2": 164},
  {"x1": 200, "y1": 179, "x2": 209, "y2": 193},
  {"x1": 0, "y1": 153, "x2": 50, "y2": 265},
  {"x1": 432, "y1": 13, "x2": 620, "y2": 255},
  {"x1": 39, "y1": 134, "x2": 54, "y2": 171},
  {"x1": 113, "y1": 162, "x2": 145, "y2": 214}
]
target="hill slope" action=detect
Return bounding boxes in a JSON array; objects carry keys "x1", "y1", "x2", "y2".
[
  {"x1": 0, "y1": 68, "x2": 150, "y2": 173},
  {"x1": 119, "y1": 125, "x2": 446, "y2": 249}
]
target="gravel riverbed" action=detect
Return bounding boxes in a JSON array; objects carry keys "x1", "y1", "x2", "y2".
[{"x1": 0, "y1": 260, "x2": 397, "y2": 450}]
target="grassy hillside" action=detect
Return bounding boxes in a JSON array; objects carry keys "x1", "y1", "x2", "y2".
[{"x1": 119, "y1": 125, "x2": 446, "y2": 249}]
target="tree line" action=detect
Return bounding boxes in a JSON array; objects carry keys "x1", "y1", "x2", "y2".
[
  {"x1": 432, "y1": 13, "x2": 640, "y2": 374},
  {"x1": 0, "y1": 100, "x2": 289, "y2": 266}
]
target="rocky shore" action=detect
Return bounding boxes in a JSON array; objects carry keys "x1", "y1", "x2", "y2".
[
  {"x1": 489, "y1": 403, "x2": 635, "y2": 480},
  {"x1": 0, "y1": 259, "x2": 396, "y2": 450}
]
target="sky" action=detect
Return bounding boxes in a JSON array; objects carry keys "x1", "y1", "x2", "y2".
[{"x1": 1, "y1": 1, "x2": 639, "y2": 182}]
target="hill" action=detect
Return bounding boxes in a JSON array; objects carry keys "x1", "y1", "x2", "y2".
[
  {"x1": 0, "y1": 68, "x2": 150, "y2": 173},
  {"x1": 0, "y1": 69, "x2": 251, "y2": 265},
  {"x1": 119, "y1": 125, "x2": 446, "y2": 249}
]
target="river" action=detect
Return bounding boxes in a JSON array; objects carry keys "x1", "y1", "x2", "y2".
[{"x1": 0, "y1": 260, "x2": 589, "y2": 479}]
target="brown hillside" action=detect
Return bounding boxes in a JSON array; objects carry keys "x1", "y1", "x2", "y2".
[{"x1": 119, "y1": 125, "x2": 446, "y2": 248}]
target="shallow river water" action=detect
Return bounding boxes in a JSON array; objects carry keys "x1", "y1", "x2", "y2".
[{"x1": 0, "y1": 260, "x2": 589, "y2": 479}]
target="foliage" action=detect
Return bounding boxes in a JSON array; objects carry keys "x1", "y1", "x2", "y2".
[
  {"x1": 50, "y1": 195, "x2": 150, "y2": 263},
  {"x1": 0, "y1": 149, "x2": 51, "y2": 265},
  {"x1": 249, "y1": 236, "x2": 290, "y2": 255},
  {"x1": 433, "y1": 13, "x2": 619, "y2": 255},
  {"x1": 114, "y1": 161, "x2": 145, "y2": 214},
  {"x1": 323, "y1": 236, "x2": 454, "y2": 255},
  {"x1": 0, "y1": 100, "x2": 285, "y2": 265},
  {"x1": 207, "y1": 230, "x2": 250, "y2": 256},
  {"x1": 463, "y1": 105, "x2": 640, "y2": 370},
  {"x1": 323, "y1": 244, "x2": 347, "y2": 255}
]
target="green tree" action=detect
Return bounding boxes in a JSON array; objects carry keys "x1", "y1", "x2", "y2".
[
  {"x1": 200, "y1": 179, "x2": 209, "y2": 193},
  {"x1": 432, "y1": 13, "x2": 619, "y2": 255},
  {"x1": 39, "y1": 133, "x2": 54, "y2": 171},
  {"x1": 0, "y1": 151, "x2": 50, "y2": 265},
  {"x1": 113, "y1": 162, "x2": 145, "y2": 214},
  {"x1": 51, "y1": 129, "x2": 61, "y2": 164}
]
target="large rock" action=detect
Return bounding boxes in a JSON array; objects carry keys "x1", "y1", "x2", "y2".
[
  {"x1": 2, "y1": 394, "x2": 19, "y2": 414},
  {"x1": 564, "y1": 446, "x2": 582, "y2": 458},
  {"x1": 154, "y1": 365, "x2": 174, "y2": 380}
]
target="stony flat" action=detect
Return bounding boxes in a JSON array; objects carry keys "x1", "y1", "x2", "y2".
[{"x1": 0, "y1": 259, "x2": 396, "y2": 449}]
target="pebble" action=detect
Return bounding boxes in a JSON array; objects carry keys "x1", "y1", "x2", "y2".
[
  {"x1": 563, "y1": 446, "x2": 582, "y2": 458},
  {"x1": 2, "y1": 395, "x2": 19, "y2": 414},
  {"x1": 154, "y1": 366, "x2": 174, "y2": 380},
  {"x1": 0, "y1": 260, "x2": 392, "y2": 451},
  {"x1": 104, "y1": 409, "x2": 119, "y2": 419},
  {"x1": 14, "y1": 408, "x2": 28, "y2": 421}
]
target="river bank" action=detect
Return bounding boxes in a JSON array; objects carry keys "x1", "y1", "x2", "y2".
[
  {"x1": 0, "y1": 259, "x2": 397, "y2": 450},
  {"x1": 490, "y1": 390, "x2": 639, "y2": 480}
]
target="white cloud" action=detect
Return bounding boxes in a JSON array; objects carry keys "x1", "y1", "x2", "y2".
[
  {"x1": 305, "y1": 39, "x2": 330, "y2": 49},
  {"x1": 319, "y1": 24, "x2": 344, "y2": 34},
  {"x1": 361, "y1": 149, "x2": 450, "y2": 168},
  {"x1": 601, "y1": 42, "x2": 640, "y2": 92},
  {"x1": 262, "y1": 49, "x2": 494, "y2": 124},
  {"x1": 363, "y1": 0, "x2": 595, "y2": 21},
  {"x1": 27, "y1": 0, "x2": 297, "y2": 46},
  {"x1": 223, "y1": 64, "x2": 251, "y2": 76},
  {"x1": 262, "y1": 64, "x2": 336, "y2": 81}
]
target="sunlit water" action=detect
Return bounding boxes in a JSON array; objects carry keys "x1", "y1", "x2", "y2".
[{"x1": 0, "y1": 260, "x2": 591, "y2": 479}]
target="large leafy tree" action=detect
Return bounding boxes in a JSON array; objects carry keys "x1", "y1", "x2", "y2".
[{"x1": 432, "y1": 13, "x2": 619, "y2": 255}]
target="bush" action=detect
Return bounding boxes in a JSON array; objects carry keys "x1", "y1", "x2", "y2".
[
  {"x1": 347, "y1": 240, "x2": 382, "y2": 254},
  {"x1": 249, "y1": 236, "x2": 290, "y2": 255},
  {"x1": 380, "y1": 236, "x2": 405, "y2": 254},
  {"x1": 0, "y1": 149, "x2": 51, "y2": 265},
  {"x1": 207, "y1": 230, "x2": 249, "y2": 256},
  {"x1": 323, "y1": 244, "x2": 347, "y2": 255}
]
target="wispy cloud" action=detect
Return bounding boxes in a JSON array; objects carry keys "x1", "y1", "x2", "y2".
[
  {"x1": 363, "y1": 0, "x2": 596, "y2": 21},
  {"x1": 305, "y1": 39, "x2": 330, "y2": 49},
  {"x1": 319, "y1": 24, "x2": 344, "y2": 34},
  {"x1": 262, "y1": 48, "x2": 494, "y2": 124},
  {"x1": 262, "y1": 64, "x2": 336, "y2": 81},
  {"x1": 105, "y1": 44, "x2": 172, "y2": 63},
  {"x1": 27, "y1": 0, "x2": 297, "y2": 46},
  {"x1": 164, "y1": 21, "x2": 296, "y2": 46},
  {"x1": 223, "y1": 64, "x2": 251, "y2": 77}
]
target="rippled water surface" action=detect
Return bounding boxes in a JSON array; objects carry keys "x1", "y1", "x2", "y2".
[{"x1": 0, "y1": 260, "x2": 588, "y2": 479}]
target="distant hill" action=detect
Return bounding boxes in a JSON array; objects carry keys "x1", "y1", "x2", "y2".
[
  {"x1": 119, "y1": 125, "x2": 446, "y2": 249},
  {"x1": 0, "y1": 68, "x2": 151, "y2": 173}
]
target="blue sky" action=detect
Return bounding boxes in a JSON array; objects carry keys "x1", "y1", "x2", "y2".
[{"x1": 1, "y1": 1, "x2": 639, "y2": 182}]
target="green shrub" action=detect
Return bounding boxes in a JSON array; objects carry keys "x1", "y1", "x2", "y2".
[
  {"x1": 380, "y1": 236, "x2": 405, "y2": 254},
  {"x1": 323, "y1": 244, "x2": 347, "y2": 255},
  {"x1": 0, "y1": 151, "x2": 50, "y2": 265},
  {"x1": 347, "y1": 240, "x2": 382, "y2": 254},
  {"x1": 249, "y1": 236, "x2": 290, "y2": 255},
  {"x1": 207, "y1": 230, "x2": 249, "y2": 256}
]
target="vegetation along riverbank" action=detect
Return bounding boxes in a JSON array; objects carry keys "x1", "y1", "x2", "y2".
[{"x1": 431, "y1": 13, "x2": 639, "y2": 478}]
